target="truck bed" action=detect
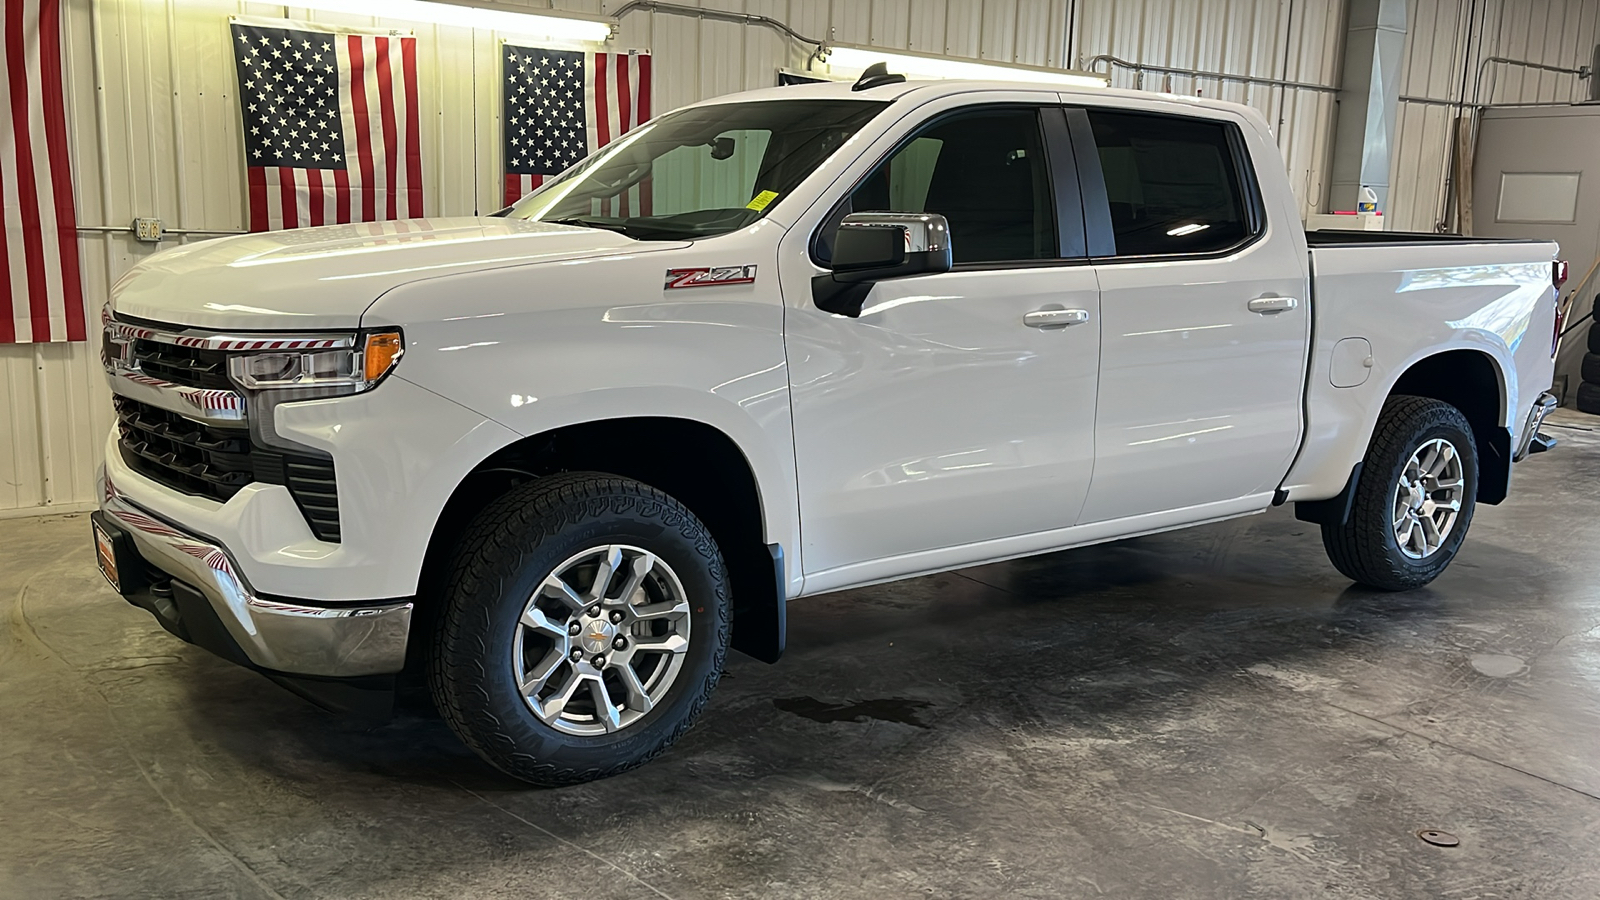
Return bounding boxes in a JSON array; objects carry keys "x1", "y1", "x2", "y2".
[{"x1": 1281, "y1": 237, "x2": 1560, "y2": 504}]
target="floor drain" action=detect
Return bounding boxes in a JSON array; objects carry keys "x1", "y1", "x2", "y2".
[{"x1": 1418, "y1": 829, "x2": 1460, "y2": 847}]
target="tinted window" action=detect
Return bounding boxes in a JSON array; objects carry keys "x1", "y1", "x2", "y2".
[
  {"x1": 1086, "y1": 111, "x2": 1255, "y2": 256},
  {"x1": 822, "y1": 107, "x2": 1056, "y2": 265}
]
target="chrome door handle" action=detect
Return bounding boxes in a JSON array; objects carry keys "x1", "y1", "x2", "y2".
[
  {"x1": 1247, "y1": 296, "x2": 1299, "y2": 314},
  {"x1": 1023, "y1": 308, "x2": 1091, "y2": 328}
]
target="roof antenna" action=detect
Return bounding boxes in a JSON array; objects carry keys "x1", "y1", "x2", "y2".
[{"x1": 852, "y1": 61, "x2": 906, "y2": 91}]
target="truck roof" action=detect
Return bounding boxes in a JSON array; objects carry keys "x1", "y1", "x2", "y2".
[{"x1": 688, "y1": 77, "x2": 1260, "y2": 119}]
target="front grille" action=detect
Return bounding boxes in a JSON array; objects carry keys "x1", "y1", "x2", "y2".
[
  {"x1": 130, "y1": 338, "x2": 232, "y2": 390},
  {"x1": 115, "y1": 395, "x2": 342, "y2": 542},
  {"x1": 116, "y1": 396, "x2": 254, "y2": 500}
]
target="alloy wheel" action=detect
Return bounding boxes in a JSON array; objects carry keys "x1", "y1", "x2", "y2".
[
  {"x1": 1390, "y1": 437, "x2": 1466, "y2": 560},
  {"x1": 512, "y1": 544, "x2": 691, "y2": 736}
]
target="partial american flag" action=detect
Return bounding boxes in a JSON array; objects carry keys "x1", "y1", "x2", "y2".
[
  {"x1": 230, "y1": 18, "x2": 422, "y2": 232},
  {"x1": 2, "y1": 0, "x2": 86, "y2": 344},
  {"x1": 502, "y1": 46, "x2": 651, "y2": 208}
]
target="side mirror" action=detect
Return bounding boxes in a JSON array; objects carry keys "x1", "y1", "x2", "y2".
[{"x1": 813, "y1": 213, "x2": 953, "y2": 317}]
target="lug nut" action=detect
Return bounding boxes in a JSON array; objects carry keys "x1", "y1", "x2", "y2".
[
  {"x1": 612, "y1": 636, "x2": 628, "y2": 650},
  {"x1": 569, "y1": 648, "x2": 583, "y2": 662},
  {"x1": 591, "y1": 654, "x2": 607, "y2": 668},
  {"x1": 568, "y1": 622, "x2": 582, "y2": 636},
  {"x1": 610, "y1": 610, "x2": 624, "y2": 624}
]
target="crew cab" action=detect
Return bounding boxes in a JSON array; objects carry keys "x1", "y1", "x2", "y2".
[{"x1": 91, "y1": 74, "x2": 1561, "y2": 785}]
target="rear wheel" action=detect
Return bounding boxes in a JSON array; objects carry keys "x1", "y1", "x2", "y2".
[
  {"x1": 429, "y1": 472, "x2": 730, "y2": 786},
  {"x1": 1321, "y1": 396, "x2": 1477, "y2": 591}
]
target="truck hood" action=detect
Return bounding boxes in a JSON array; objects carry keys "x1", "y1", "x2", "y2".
[{"x1": 110, "y1": 217, "x2": 690, "y2": 331}]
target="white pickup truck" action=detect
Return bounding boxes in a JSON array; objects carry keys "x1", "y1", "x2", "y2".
[{"x1": 92, "y1": 73, "x2": 1562, "y2": 785}]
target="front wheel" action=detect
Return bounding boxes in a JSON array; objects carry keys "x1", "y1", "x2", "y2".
[
  {"x1": 1321, "y1": 396, "x2": 1478, "y2": 591},
  {"x1": 429, "y1": 473, "x2": 730, "y2": 786}
]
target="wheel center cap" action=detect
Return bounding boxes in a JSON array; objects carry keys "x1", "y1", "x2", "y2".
[{"x1": 579, "y1": 619, "x2": 616, "y2": 654}]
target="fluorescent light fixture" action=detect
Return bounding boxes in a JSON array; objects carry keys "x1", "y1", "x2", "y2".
[
  {"x1": 823, "y1": 44, "x2": 1109, "y2": 88},
  {"x1": 289, "y1": 0, "x2": 614, "y2": 42},
  {"x1": 1166, "y1": 222, "x2": 1211, "y2": 236}
]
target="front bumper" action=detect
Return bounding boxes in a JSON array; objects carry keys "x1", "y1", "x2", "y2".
[{"x1": 97, "y1": 471, "x2": 411, "y2": 678}]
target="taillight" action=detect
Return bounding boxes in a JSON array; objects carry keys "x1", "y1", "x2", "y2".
[{"x1": 1554, "y1": 259, "x2": 1569, "y2": 289}]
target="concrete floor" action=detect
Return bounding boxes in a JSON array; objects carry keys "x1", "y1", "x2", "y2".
[{"x1": 4, "y1": 412, "x2": 1600, "y2": 899}]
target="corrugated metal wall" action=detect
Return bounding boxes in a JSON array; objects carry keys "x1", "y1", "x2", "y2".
[
  {"x1": 2, "y1": 0, "x2": 1595, "y2": 515},
  {"x1": 1391, "y1": 0, "x2": 1600, "y2": 231},
  {"x1": 1072, "y1": 0, "x2": 1347, "y2": 219}
]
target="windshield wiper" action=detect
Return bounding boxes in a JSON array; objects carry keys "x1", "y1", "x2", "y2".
[
  {"x1": 544, "y1": 216, "x2": 701, "y2": 242},
  {"x1": 544, "y1": 216, "x2": 639, "y2": 237}
]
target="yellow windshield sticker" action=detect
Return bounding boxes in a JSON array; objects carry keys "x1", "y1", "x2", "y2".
[{"x1": 746, "y1": 190, "x2": 780, "y2": 211}]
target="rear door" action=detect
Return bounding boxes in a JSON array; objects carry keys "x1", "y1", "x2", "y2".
[{"x1": 1071, "y1": 106, "x2": 1310, "y2": 524}]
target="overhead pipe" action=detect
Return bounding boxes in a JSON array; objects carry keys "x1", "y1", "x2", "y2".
[
  {"x1": 611, "y1": 1, "x2": 825, "y2": 54},
  {"x1": 1398, "y1": 94, "x2": 1586, "y2": 108},
  {"x1": 1082, "y1": 54, "x2": 1339, "y2": 94},
  {"x1": 1472, "y1": 56, "x2": 1590, "y2": 107},
  {"x1": 75, "y1": 225, "x2": 247, "y2": 238},
  {"x1": 1413, "y1": 59, "x2": 1593, "y2": 110}
]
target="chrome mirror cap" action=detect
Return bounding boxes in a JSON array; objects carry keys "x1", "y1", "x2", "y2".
[{"x1": 838, "y1": 211, "x2": 950, "y2": 256}]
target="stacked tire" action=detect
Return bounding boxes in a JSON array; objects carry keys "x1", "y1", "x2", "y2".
[{"x1": 1584, "y1": 295, "x2": 1600, "y2": 415}]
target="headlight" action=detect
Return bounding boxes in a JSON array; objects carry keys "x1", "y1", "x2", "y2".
[{"x1": 229, "y1": 330, "x2": 404, "y2": 391}]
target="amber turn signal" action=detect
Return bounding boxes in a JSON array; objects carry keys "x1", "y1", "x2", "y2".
[{"x1": 364, "y1": 332, "x2": 404, "y2": 382}]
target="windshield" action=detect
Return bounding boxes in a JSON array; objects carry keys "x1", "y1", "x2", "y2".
[{"x1": 505, "y1": 99, "x2": 889, "y2": 240}]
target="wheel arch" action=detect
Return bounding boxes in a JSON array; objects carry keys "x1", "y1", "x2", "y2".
[
  {"x1": 413, "y1": 416, "x2": 787, "y2": 670},
  {"x1": 1386, "y1": 348, "x2": 1512, "y2": 504},
  {"x1": 1295, "y1": 346, "x2": 1512, "y2": 525}
]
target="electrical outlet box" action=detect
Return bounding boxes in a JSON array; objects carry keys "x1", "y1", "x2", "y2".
[{"x1": 132, "y1": 218, "x2": 163, "y2": 243}]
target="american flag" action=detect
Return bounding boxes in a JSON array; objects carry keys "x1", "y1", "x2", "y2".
[
  {"x1": 502, "y1": 45, "x2": 651, "y2": 208},
  {"x1": 230, "y1": 18, "x2": 423, "y2": 232},
  {"x1": 2, "y1": 0, "x2": 86, "y2": 344}
]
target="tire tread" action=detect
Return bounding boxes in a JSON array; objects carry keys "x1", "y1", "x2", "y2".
[
  {"x1": 1581, "y1": 352, "x2": 1600, "y2": 387},
  {"x1": 427, "y1": 472, "x2": 729, "y2": 786},
  {"x1": 1320, "y1": 396, "x2": 1476, "y2": 591},
  {"x1": 1577, "y1": 382, "x2": 1600, "y2": 415}
]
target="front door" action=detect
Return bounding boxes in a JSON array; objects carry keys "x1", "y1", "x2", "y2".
[
  {"x1": 783, "y1": 104, "x2": 1102, "y2": 584},
  {"x1": 1073, "y1": 106, "x2": 1310, "y2": 524}
]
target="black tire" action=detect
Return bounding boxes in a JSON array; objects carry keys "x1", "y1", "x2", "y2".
[
  {"x1": 1321, "y1": 396, "x2": 1478, "y2": 591},
  {"x1": 1588, "y1": 321, "x2": 1600, "y2": 355},
  {"x1": 429, "y1": 472, "x2": 730, "y2": 786},
  {"x1": 1583, "y1": 352, "x2": 1600, "y2": 386},
  {"x1": 1578, "y1": 382, "x2": 1600, "y2": 415}
]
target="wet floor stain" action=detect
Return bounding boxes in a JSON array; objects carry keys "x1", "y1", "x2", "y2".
[
  {"x1": 1470, "y1": 654, "x2": 1528, "y2": 678},
  {"x1": 774, "y1": 696, "x2": 933, "y2": 729}
]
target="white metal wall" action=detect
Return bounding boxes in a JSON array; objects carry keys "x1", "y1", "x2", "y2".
[{"x1": 2, "y1": 0, "x2": 1595, "y2": 515}]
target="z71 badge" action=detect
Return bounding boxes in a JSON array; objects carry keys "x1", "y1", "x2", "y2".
[{"x1": 664, "y1": 265, "x2": 757, "y2": 289}]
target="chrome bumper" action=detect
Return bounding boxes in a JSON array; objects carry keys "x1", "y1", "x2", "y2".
[
  {"x1": 1513, "y1": 391, "x2": 1559, "y2": 462},
  {"x1": 100, "y1": 476, "x2": 411, "y2": 677}
]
